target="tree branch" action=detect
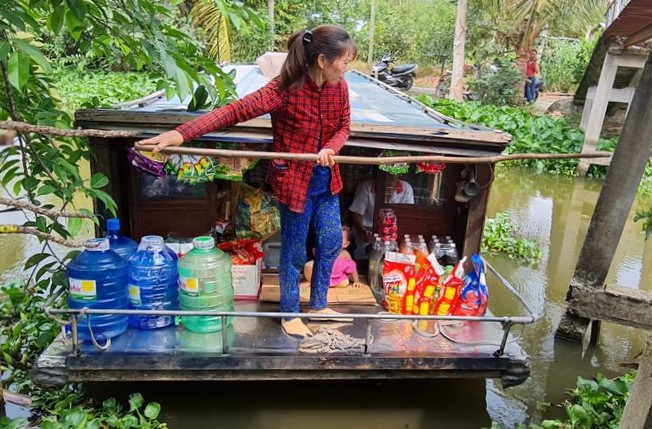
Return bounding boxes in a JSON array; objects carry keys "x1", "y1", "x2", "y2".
[
  {"x1": 0, "y1": 225, "x2": 84, "y2": 248},
  {"x1": 0, "y1": 197, "x2": 95, "y2": 219},
  {"x1": 0, "y1": 121, "x2": 139, "y2": 138}
]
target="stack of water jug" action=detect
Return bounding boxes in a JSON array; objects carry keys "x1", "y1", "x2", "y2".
[{"x1": 66, "y1": 218, "x2": 234, "y2": 342}]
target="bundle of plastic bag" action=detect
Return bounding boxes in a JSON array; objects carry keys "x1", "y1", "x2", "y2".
[
  {"x1": 453, "y1": 253, "x2": 488, "y2": 316},
  {"x1": 235, "y1": 184, "x2": 281, "y2": 239}
]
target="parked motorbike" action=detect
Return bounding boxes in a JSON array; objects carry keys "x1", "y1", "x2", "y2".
[{"x1": 370, "y1": 54, "x2": 418, "y2": 91}]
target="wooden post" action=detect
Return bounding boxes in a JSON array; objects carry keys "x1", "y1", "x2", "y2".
[
  {"x1": 618, "y1": 334, "x2": 652, "y2": 429},
  {"x1": 577, "y1": 52, "x2": 618, "y2": 176},
  {"x1": 557, "y1": 51, "x2": 652, "y2": 342}
]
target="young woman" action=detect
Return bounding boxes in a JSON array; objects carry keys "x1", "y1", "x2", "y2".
[{"x1": 138, "y1": 25, "x2": 357, "y2": 338}]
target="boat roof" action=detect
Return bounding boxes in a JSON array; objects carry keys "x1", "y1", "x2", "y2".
[{"x1": 75, "y1": 64, "x2": 511, "y2": 156}]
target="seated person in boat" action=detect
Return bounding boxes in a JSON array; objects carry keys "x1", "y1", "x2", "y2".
[
  {"x1": 348, "y1": 172, "x2": 414, "y2": 259},
  {"x1": 304, "y1": 225, "x2": 364, "y2": 288}
]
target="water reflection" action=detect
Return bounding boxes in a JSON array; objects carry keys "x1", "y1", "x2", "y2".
[{"x1": 486, "y1": 167, "x2": 648, "y2": 424}]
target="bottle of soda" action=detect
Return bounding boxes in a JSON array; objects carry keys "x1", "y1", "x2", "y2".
[
  {"x1": 106, "y1": 218, "x2": 137, "y2": 260},
  {"x1": 128, "y1": 235, "x2": 179, "y2": 329},
  {"x1": 178, "y1": 236, "x2": 233, "y2": 333},
  {"x1": 67, "y1": 238, "x2": 129, "y2": 341}
]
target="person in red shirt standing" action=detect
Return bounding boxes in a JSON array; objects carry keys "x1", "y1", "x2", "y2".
[
  {"x1": 138, "y1": 25, "x2": 357, "y2": 338},
  {"x1": 524, "y1": 49, "x2": 540, "y2": 103}
]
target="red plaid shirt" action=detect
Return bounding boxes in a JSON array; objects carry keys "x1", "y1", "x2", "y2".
[{"x1": 176, "y1": 78, "x2": 351, "y2": 213}]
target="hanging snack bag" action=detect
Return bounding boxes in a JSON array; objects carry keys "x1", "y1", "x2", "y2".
[
  {"x1": 127, "y1": 148, "x2": 166, "y2": 177},
  {"x1": 235, "y1": 184, "x2": 281, "y2": 239},
  {"x1": 412, "y1": 251, "x2": 445, "y2": 316},
  {"x1": 382, "y1": 252, "x2": 416, "y2": 313},
  {"x1": 433, "y1": 256, "x2": 466, "y2": 316},
  {"x1": 164, "y1": 154, "x2": 218, "y2": 184},
  {"x1": 453, "y1": 253, "x2": 489, "y2": 317}
]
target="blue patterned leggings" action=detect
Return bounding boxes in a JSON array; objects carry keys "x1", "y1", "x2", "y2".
[{"x1": 278, "y1": 167, "x2": 342, "y2": 313}]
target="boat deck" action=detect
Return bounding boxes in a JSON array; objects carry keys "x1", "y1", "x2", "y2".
[{"x1": 33, "y1": 302, "x2": 530, "y2": 389}]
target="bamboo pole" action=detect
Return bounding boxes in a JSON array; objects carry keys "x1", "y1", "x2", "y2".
[
  {"x1": 133, "y1": 143, "x2": 612, "y2": 165},
  {"x1": 1, "y1": 119, "x2": 612, "y2": 164}
]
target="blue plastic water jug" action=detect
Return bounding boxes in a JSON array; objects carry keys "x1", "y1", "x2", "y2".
[
  {"x1": 178, "y1": 236, "x2": 234, "y2": 333},
  {"x1": 67, "y1": 238, "x2": 129, "y2": 342},
  {"x1": 128, "y1": 235, "x2": 179, "y2": 329},
  {"x1": 106, "y1": 218, "x2": 137, "y2": 260}
]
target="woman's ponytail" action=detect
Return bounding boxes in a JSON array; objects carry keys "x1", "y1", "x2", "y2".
[
  {"x1": 278, "y1": 25, "x2": 357, "y2": 91},
  {"x1": 278, "y1": 29, "x2": 310, "y2": 91}
]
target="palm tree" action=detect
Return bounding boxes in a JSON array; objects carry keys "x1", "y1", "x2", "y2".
[
  {"x1": 184, "y1": 0, "x2": 265, "y2": 62},
  {"x1": 470, "y1": 0, "x2": 607, "y2": 62}
]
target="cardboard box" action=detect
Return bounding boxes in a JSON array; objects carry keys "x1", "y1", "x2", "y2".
[
  {"x1": 232, "y1": 258, "x2": 262, "y2": 300},
  {"x1": 259, "y1": 274, "x2": 377, "y2": 305}
]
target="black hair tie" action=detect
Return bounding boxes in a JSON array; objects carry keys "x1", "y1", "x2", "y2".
[{"x1": 303, "y1": 29, "x2": 313, "y2": 44}]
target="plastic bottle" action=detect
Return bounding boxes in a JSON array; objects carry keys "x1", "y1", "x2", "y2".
[
  {"x1": 67, "y1": 238, "x2": 129, "y2": 341},
  {"x1": 178, "y1": 236, "x2": 234, "y2": 333},
  {"x1": 106, "y1": 218, "x2": 137, "y2": 261},
  {"x1": 128, "y1": 235, "x2": 179, "y2": 329},
  {"x1": 368, "y1": 237, "x2": 383, "y2": 297}
]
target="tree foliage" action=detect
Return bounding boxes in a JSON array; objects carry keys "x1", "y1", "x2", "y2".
[{"x1": 0, "y1": 0, "x2": 248, "y2": 414}]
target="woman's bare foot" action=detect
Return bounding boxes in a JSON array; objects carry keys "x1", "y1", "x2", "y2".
[
  {"x1": 281, "y1": 318, "x2": 313, "y2": 338},
  {"x1": 308, "y1": 308, "x2": 353, "y2": 323}
]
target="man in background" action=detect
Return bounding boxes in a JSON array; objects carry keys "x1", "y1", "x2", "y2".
[
  {"x1": 348, "y1": 173, "x2": 414, "y2": 259},
  {"x1": 524, "y1": 49, "x2": 541, "y2": 103}
]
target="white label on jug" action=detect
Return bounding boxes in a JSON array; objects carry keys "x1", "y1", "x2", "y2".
[
  {"x1": 179, "y1": 275, "x2": 199, "y2": 295},
  {"x1": 69, "y1": 278, "x2": 96, "y2": 301},
  {"x1": 129, "y1": 285, "x2": 141, "y2": 305}
]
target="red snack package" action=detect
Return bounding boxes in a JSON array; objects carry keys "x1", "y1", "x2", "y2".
[
  {"x1": 382, "y1": 252, "x2": 416, "y2": 313},
  {"x1": 412, "y1": 252, "x2": 445, "y2": 315},
  {"x1": 433, "y1": 256, "x2": 467, "y2": 316}
]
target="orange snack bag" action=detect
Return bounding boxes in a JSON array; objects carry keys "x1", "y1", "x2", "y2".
[
  {"x1": 381, "y1": 252, "x2": 416, "y2": 313},
  {"x1": 412, "y1": 252, "x2": 444, "y2": 315}
]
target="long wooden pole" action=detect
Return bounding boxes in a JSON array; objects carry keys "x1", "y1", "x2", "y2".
[
  {"x1": 133, "y1": 143, "x2": 611, "y2": 165},
  {"x1": 557, "y1": 51, "x2": 652, "y2": 343}
]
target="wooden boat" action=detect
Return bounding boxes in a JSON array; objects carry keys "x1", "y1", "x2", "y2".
[{"x1": 33, "y1": 62, "x2": 533, "y2": 388}]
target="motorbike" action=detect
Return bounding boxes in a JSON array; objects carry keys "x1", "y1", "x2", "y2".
[{"x1": 370, "y1": 54, "x2": 418, "y2": 91}]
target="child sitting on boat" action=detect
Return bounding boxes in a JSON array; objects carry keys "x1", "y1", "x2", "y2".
[{"x1": 304, "y1": 226, "x2": 364, "y2": 288}]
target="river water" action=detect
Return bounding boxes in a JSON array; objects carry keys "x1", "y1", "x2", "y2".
[{"x1": 1, "y1": 166, "x2": 649, "y2": 428}]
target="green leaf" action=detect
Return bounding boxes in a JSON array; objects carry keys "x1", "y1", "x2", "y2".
[
  {"x1": 37, "y1": 184, "x2": 59, "y2": 196},
  {"x1": 90, "y1": 173, "x2": 109, "y2": 189},
  {"x1": 23, "y1": 176, "x2": 40, "y2": 192},
  {"x1": 65, "y1": 0, "x2": 87, "y2": 21},
  {"x1": 63, "y1": 407, "x2": 87, "y2": 426},
  {"x1": 0, "y1": 41, "x2": 10, "y2": 62},
  {"x1": 67, "y1": 217, "x2": 82, "y2": 238},
  {"x1": 14, "y1": 39, "x2": 53, "y2": 72},
  {"x1": 144, "y1": 402, "x2": 161, "y2": 419},
  {"x1": 128, "y1": 393, "x2": 144, "y2": 411},
  {"x1": 86, "y1": 419, "x2": 102, "y2": 429},
  {"x1": 566, "y1": 403, "x2": 592, "y2": 428},
  {"x1": 24, "y1": 253, "x2": 50, "y2": 270},
  {"x1": 187, "y1": 85, "x2": 208, "y2": 112},
  {"x1": 65, "y1": 9, "x2": 84, "y2": 41},
  {"x1": 47, "y1": 5, "x2": 66, "y2": 33},
  {"x1": 7, "y1": 52, "x2": 30, "y2": 91}
]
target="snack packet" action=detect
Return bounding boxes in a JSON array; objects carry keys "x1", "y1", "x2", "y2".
[
  {"x1": 127, "y1": 148, "x2": 166, "y2": 177},
  {"x1": 382, "y1": 251, "x2": 416, "y2": 313},
  {"x1": 433, "y1": 256, "x2": 466, "y2": 316},
  {"x1": 412, "y1": 251, "x2": 445, "y2": 315},
  {"x1": 453, "y1": 253, "x2": 488, "y2": 316}
]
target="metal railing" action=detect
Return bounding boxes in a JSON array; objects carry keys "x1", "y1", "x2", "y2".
[{"x1": 45, "y1": 261, "x2": 539, "y2": 359}]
